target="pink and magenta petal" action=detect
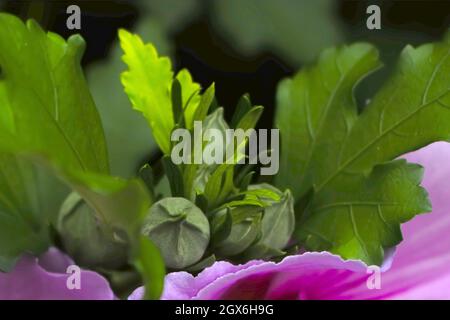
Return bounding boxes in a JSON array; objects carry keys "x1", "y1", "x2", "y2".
[{"x1": 0, "y1": 248, "x2": 115, "y2": 300}]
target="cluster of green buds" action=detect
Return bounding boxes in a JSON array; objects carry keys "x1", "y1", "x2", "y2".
[
  {"x1": 138, "y1": 79, "x2": 295, "y2": 271},
  {"x1": 57, "y1": 76, "x2": 295, "y2": 274}
]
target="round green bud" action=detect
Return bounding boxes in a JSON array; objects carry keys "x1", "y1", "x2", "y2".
[
  {"x1": 58, "y1": 192, "x2": 128, "y2": 269},
  {"x1": 142, "y1": 197, "x2": 210, "y2": 269}
]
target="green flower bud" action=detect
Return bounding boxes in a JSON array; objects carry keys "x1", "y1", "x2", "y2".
[
  {"x1": 212, "y1": 207, "x2": 263, "y2": 257},
  {"x1": 194, "y1": 108, "x2": 230, "y2": 193},
  {"x1": 249, "y1": 183, "x2": 295, "y2": 250},
  {"x1": 58, "y1": 192, "x2": 128, "y2": 269},
  {"x1": 142, "y1": 197, "x2": 210, "y2": 269}
]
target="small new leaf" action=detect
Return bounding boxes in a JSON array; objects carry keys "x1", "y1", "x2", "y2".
[{"x1": 120, "y1": 30, "x2": 203, "y2": 154}]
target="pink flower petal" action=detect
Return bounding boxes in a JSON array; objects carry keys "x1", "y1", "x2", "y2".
[
  {"x1": 375, "y1": 141, "x2": 450, "y2": 299},
  {"x1": 38, "y1": 247, "x2": 74, "y2": 273},
  {"x1": 129, "y1": 260, "x2": 263, "y2": 300},
  {"x1": 194, "y1": 253, "x2": 370, "y2": 299},
  {"x1": 0, "y1": 248, "x2": 115, "y2": 300}
]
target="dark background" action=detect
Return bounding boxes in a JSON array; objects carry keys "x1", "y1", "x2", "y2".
[{"x1": 1, "y1": 0, "x2": 449, "y2": 130}]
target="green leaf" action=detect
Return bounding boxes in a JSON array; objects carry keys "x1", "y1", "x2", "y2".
[
  {"x1": 299, "y1": 160, "x2": 430, "y2": 265},
  {"x1": 162, "y1": 155, "x2": 184, "y2": 197},
  {"x1": 240, "y1": 187, "x2": 281, "y2": 202},
  {"x1": 134, "y1": 236, "x2": 166, "y2": 300},
  {"x1": 236, "y1": 171, "x2": 254, "y2": 192},
  {"x1": 235, "y1": 105, "x2": 264, "y2": 131},
  {"x1": 174, "y1": 84, "x2": 216, "y2": 201},
  {"x1": 204, "y1": 164, "x2": 236, "y2": 209},
  {"x1": 139, "y1": 164, "x2": 155, "y2": 201},
  {"x1": 0, "y1": 155, "x2": 68, "y2": 270},
  {"x1": 227, "y1": 104, "x2": 263, "y2": 164},
  {"x1": 193, "y1": 83, "x2": 216, "y2": 123},
  {"x1": 230, "y1": 94, "x2": 252, "y2": 128},
  {"x1": 182, "y1": 162, "x2": 198, "y2": 201},
  {"x1": 220, "y1": 198, "x2": 265, "y2": 209},
  {"x1": 193, "y1": 100, "x2": 262, "y2": 198},
  {"x1": 195, "y1": 193, "x2": 209, "y2": 213},
  {"x1": 171, "y1": 79, "x2": 185, "y2": 127},
  {"x1": 276, "y1": 34, "x2": 450, "y2": 264},
  {"x1": 119, "y1": 29, "x2": 174, "y2": 154},
  {"x1": 176, "y1": 69, "x2": 201, "y2": 130},
  {"x1": 120, "y1": 30, "x2": 202, "y2": 154},
  {"x1": 335, "y1": 38, "x2": 450, "y2": 183},
  {"x1": 193, "y1": 108, "x2": 230, "y2": 194},
  {"x1": 0, "y1": 13, "x2": 107, "y2": 268},
  {"x1": 210, "y1": 208, "x2": 233, "y2": 246},
  {"x1": 0, "y1": 14, "x2": 109, "y2": 173},
  {"x1": 0, "y1": 83, "x2": 14, "y2": 133},
  {"x1": 220, "y1": 185, "x2": 282, "y2": 210},
  {"x1": 275, "y1": 43, "x2": 381, "y2": 199}
]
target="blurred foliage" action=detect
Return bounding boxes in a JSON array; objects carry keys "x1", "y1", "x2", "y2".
[
  {"x1": 6, "y1": 0, "x2": 439, "y2": 179},
  {"x1": 87, "y1": 0, "x2": 200, "y2": 178},
  {"x1": 87, "y1": 19, "x2": 168, "y2": 178},
  {"x1": 140, "y1": 0, "x2": 201, "y2": 33},
  {"x1": 211, "y1": 0, "x2": 344, "y2": 65}
]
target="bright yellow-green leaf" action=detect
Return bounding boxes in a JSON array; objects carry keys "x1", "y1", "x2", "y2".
[{"x1": 119, "y1": 30, "x2": 202, "y2": 154}]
